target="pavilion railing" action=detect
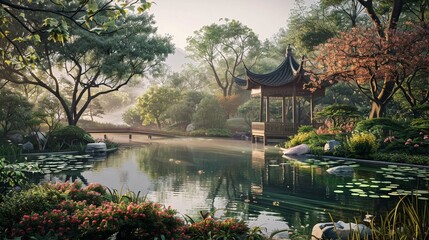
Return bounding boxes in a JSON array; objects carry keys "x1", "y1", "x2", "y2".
[{"x1": 251, "y1": 122, "x2": 295, "y2": 137}]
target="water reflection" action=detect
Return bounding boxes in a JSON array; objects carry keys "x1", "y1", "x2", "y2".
[{"x1": 30, "y1": 137, "x2": 429, "y2": 232}]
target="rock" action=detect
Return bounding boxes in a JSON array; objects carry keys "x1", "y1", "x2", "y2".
[
  {"x1": 324, "y1": 140, "x2": 341, "y2": 152},
  {"x1": 326, "y1": 165, "x2": 354, "y2": 177},
  {"x1": 311, "y1": 221, "x2": 372, "y2": 240},
  {"x1": 7, "y1": 133, "x2": 23, "y2": 144},
  {"x1": 186, "y1": 124, "x2": 195, "y2": 132},
  {"x1": 85, "y1": 142, "x2": 107, "y2": 155},
  {"x1": 22, "y1": 141, "x2": 34, "y2": 151},
  {"x1": 282, "y1": 144, "x2": 310, "y2": 155}
]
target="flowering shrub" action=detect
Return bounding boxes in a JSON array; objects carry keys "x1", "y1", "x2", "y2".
[
  {"x1": 0, "y1": 181, "x2": 262, "y2": 240},
  {"x1": 379, "y1": 131, "x2": 429, "y2": 155}
]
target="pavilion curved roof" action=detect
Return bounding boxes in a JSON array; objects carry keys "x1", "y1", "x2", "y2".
[{"x1": 234, "y1": 47, "x2": 304, "y2": 90}]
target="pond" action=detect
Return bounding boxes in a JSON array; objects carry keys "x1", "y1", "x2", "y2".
[{"x1": 28, "y1": 137, "x2": 429, "y2": 234}]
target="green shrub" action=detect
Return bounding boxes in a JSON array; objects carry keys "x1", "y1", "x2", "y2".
[
  {"x1": 0, "y1": 158, "x2": 39, "y2": 194},
  {"x1": 411, "y1": 118, "x2": 429, "y2": 132},
  {"x1": 48, "y1": 126, "x2": 94, "y2": 150},
  {"x1": 192, "y1": 96, "x2": 227, "y2": 129},
  {"x1": 355, "y1": 118, "x2": 405, "y2": 138},
  {"x1": 225, "y1": 118, "x2": 249, "y2": 132},
  {"x1": 286, "y1": 131, "x2": 317, "y2": 148},
  {"x1": 189, "y1": 128, "x2": 231, "y2": 137},
  {"x1": 347, "y1": 132, "x2": 379, "y2": 158},
  {"x1": 286, "y1": 131, "x2": 337, "y2": 149},
  {"x1": 371, "y1": 153, "x2": 429, "y2": 165},
  {"x1": 297, "y1": 125, "x2": 316, "y2": 133}
]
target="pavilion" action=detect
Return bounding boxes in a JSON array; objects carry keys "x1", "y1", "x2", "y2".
[{"x1": 233, "y1": 46, "x2": 324, "y2": 144}]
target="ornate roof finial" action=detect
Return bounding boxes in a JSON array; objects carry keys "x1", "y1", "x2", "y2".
[{"x1": 286, "y1": 44, "x2": 292, "y2": 57}]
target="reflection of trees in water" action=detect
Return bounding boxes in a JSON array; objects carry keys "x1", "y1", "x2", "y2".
[
  {"x1": 134, "y1": 142, "x2": 255, "y2": 214},
  {"x1": 250, "y1": 150, "x2": 398, "y2": 227},
  {"x1": 28, "y1": 171, "x2": 89, "y2": 186}
]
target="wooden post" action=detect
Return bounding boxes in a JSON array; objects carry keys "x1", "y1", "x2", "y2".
[
  {"x1": 292, "y1": 88, "x2": 296, "y2": 131},
  {"x1": 282, "y1": 97, "x2": 286, "y2": 123},
  {"x1": 266, "y1": 96, "x2": 270, "y2": 122},
  {"x1": 259, "y1": 95, "x2": 263, "y2": 122}
]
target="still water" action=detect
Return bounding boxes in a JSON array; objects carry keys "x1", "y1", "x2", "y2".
[{"x1": 35, "y1": 137, "x2": 429, "y2": 233}]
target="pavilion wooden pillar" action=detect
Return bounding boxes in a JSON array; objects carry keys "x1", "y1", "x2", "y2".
[
  {"x1": 266, "y1": 96, "x2": 270, "y2": 122},
  {"x1": 292, "y1": 86, "x2": 297, "y2": 131},
  {"x1": 259, "y1": 95, "x2": 263, "y2": 122},
  {"x1": 282, "y1": 97, "x2": 286, "y2": 123}
]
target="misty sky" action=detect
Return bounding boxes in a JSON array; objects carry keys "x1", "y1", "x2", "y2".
[{"x1": 150, "y1": 0, "x2": 314, "y2": 50}]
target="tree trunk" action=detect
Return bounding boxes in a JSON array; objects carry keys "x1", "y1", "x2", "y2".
[
  {"x1": 369, "y1": 101, "x2": 385, "y2": 118},
  {"x1": 368, "y1": 77, "x2": 395, "y2": 118}
]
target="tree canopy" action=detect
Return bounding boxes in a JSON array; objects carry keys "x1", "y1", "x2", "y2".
[
  {"x1": 186, "y1": 19, "x2": 261, "y2": 97},
  {"x1": 1, "y1": 2, "x2": 174, "y2": 125}
]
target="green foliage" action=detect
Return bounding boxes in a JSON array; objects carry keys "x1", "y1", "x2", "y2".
[
  {"x1": 2, "y1": 9, "x2": 173, "y2": 126},
  {"x1": 276, "y1": 3, "x2": 338, "y2": 56},
  {"x1": 411, "y1": 118, "x2": 429, "y2": 132},
  {"x1": 316, "y1": 104, "x2": 361, "y2": 129},
  {"x1": 185, "y1": 217, "x2": 250, "y2": 239},
  {"x1": 0, "y1": 144, "x2": 22, "y2": 162},
  {"x1": 351, "y1": 197, "x2": 429, "y2": 240},
  {"x1": 136, "y1": 86, "x2": 180, "y2": 129},
  {"x1": 186, "y1": 18, "x2": 261, "y2": 97},
  {"x1": 192, "y1": 96, "x2": 227, "y2": 130},
  {"x1": 347, "y1": 132, "x2": 379, "y2": 158},
  {"x1": 0, "y1": 89, "x2": 33, "y2": 136},
  {"x1": 33, "y1": 94, "x2": 64, "y2": 132},
  {"x1": 122, "y1": 106, "x2": 143, "y2": 127},
  {"x1": 189, "y1": 129, "x2": 232, "y2": 137},
  {"x1": 105, "y1": 187, "x2": 146, "y2": 204},
  {"x1": 317, "y1": 82, "x2": 370, "y2": 113},
  {"x1": 0, "y1": 1, "x2": 151, "y2": 45},
  {"x1": 355, "y1": 118, "x2": 406, "y2": 138},
  {"x1": 371, "y1": 153, "x2": 429, "y2": 165},
  {"x1": 225, "y1": 118, "x2": 249, "y2": 132},
  {"x1": 297, "y1": 125, "x2": 316, "y2": 133},
  {"x1": 0, "y1": 158, "x2": 39, "y2": 194},
  {"x1": 286, "y1": 131, "x2": 317, "y2": 148},
  {"x1": 238, "y1": 99, "x2": 260, "y2": 128},
  {"x1": 48, "y1": 126, "x2": 94, "y2": 150}
]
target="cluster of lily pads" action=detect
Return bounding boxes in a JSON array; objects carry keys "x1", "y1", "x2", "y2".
[
  {"x1": 27, "y1": 154, "x2": 95, "y2": 174},
  {"x1": 332, "y1": 164, "x2": 429, "y2": 200}
]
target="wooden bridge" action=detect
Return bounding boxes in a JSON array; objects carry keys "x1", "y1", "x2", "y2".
[{"x1": 83, "y1": 127, "x2": 177, "y2": 138}]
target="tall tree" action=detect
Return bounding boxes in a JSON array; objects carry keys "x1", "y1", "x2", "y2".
[
  {"x1": 136, "y1": 86, "x2": 180, "y2": 129},
  {"x1": 320, "y1": 0, "x2": 366, "y2": 28},
  {"x1": 307, "y1": 0, "x2": 429, "y2": 118},
  {"x1": 1, "y1": 10, "x2": 173, "y2": 125},
  {"x1": 309, "y1": 22, "x2": 429, "y2": 118},
  {"x1": 275, "y1": 1, "x2": 338, "y2": 57},
  {"x1": 186, "y1": 19, "x2": 261, "y2": 97}
]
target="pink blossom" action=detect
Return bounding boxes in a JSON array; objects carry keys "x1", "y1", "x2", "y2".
[{"x1": 414, "y1": 144, "x2": 420, "y2": 148}]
